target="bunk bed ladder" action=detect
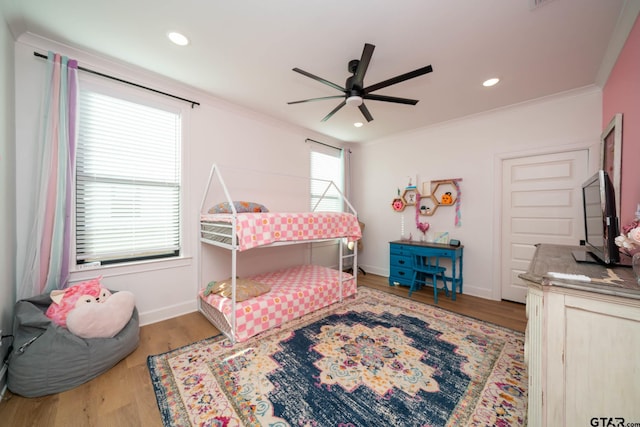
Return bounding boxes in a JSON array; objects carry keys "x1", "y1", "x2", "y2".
[
  {"x1": 311, "y1": 177, "x2": 359, "y2": 301},
  {"x1": 338, "y1": 235, "x2": 358, "y2": 302}
]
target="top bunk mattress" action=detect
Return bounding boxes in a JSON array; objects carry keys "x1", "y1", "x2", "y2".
[{"x1": 200, "y1": 211, "x2": 361, "y2": 251}]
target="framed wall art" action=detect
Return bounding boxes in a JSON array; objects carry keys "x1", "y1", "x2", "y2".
[{"x1": 601, "y1": 113, "x2": 623, "y2": 217}]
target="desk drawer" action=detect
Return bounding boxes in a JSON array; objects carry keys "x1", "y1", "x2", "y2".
[
  {"x1": 390, "y1": 254, "x2": 412, "y2": 269},
  {"x1": 416, "y1": 248, "x2": 455, "y2": 258},
  {"x1": 390, "y1": 266, "x2": 413, "y2": 285},
  {"x1": 390, "y1": 243, "x2": 412, "y2": 256}
]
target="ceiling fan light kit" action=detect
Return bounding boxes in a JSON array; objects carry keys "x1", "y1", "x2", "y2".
[
  {"x1": 289, "y1": 43, "x2": 433, "y2": 123},
  {"x1": 346, "y1": 95, "x2": 363, "y2": 107}
]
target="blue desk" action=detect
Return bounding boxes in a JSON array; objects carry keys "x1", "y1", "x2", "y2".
[{"x1": 389, "y1": 240, "x2": 464, "y2": 300}]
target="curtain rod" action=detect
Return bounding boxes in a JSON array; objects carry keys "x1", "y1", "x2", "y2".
[
  {"x1": 305, "y1": 138, "x2": 344, "y2": 152},
  {"x1": 34, "y1": 51, "x2": 200, "y2": 108}
]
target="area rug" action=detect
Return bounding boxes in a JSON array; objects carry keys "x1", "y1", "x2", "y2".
[{"x1": 147, "y1": 287, "x2": 527, "y2": 427}]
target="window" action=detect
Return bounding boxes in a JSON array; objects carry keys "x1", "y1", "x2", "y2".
[
  {"x1": 76, "y1": 90, "x2": 182, "y2": 265},
  {"x1": 309, "y1": 143, "x2": 343, "y2": 212}
]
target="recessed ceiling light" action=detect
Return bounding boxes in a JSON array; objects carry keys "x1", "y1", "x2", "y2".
[
  {"x1": 354, "y1": 122, "x2": 363, "y2": 128},
  {"x1": 483, "y1": 78, "x2": 500, "y2": 87},
  {"x1": 168, "y1": 31, "x2": 189, "y2": 46}
]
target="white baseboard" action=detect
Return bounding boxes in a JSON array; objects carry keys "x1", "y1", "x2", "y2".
[
  {"x1": 358, "y1": 265, "x2": 388, "y2": 277},
  {"x1": 138, "y1": 300, "x2": 198, "y2": 326},
  {"x1": 459, "y1": 284, "x2": 495, "y2": 300}
]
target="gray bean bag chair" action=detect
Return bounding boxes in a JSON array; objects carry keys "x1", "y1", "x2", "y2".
[{"x1": 7, "y1": 291, "x2": 139, "y2": 397}]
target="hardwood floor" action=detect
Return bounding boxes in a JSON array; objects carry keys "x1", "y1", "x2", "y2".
[{"x1": 0, "y1": 273, "x2": 526, "y2": 426}]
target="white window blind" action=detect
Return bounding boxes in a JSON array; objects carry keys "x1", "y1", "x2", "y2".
[
  {"x1": 310, "y1": 143, "x2": 343, "y2": 212},
  {"x1": 76, "y1": 90, "x2": 182, "y2": 264}
]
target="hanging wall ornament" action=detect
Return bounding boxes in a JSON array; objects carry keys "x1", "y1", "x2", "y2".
[
  {"x1": 452, "y1": 179, "x2": 462, "y2": 227},
  {"x1": 415, "y1": 193, "x2": 430, "y2": 239}
]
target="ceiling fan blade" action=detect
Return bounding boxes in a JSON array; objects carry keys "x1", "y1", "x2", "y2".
[
  {"x1": 363, "y1": 94, "x2": 419, "y2": 105},
  {"x1": 288, "y1": 95, "x2": 345, "y2": 105},
  {"x1": 352, "y1": 43, "x2": 375, "y2": 89},
  {"x1": 292, "y1": 68, "x2": 345, "y2": 93},
  {"x1": 364, "y1": 65, "x2": 433, "y2": 94},
  {"x1": 358, "y1": 103, "x2": 374, "y2": 122},
  {"x1": 321, "y1": 100, "x2": 346, "y2": 122}
]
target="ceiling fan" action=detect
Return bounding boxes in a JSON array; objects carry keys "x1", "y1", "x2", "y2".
[{"x1": 288, "y1": 43, "x2": 433, "y2": 123}]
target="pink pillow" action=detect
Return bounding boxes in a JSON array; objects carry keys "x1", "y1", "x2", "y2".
[{"x1": 208, "y1": 201, "x2": 269, "y2": 213}]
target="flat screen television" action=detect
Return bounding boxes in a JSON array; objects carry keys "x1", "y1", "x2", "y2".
[{"x1": 576, "y1": 170, "x2": 621, "y2": 265}]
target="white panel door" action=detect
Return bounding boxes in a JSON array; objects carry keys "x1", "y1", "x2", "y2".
[{"x1": 501, "y1": 150, "x2": 589, "y2": 302}]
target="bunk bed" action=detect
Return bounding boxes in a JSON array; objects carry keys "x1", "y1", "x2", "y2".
[{"x1": 198, "y1": 164, "x2": 362, "y2": 343}]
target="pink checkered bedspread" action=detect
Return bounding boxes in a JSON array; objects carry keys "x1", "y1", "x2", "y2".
[
  {"x1": 199, "y1": 265, "x2": 357, "y2": 342},
  {"x1": 200, "y1": 212, "x2": 361, "y2": 251}
]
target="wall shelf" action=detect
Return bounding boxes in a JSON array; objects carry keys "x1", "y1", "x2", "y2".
[
  {"x1": 395, "y1": 178, "x2": 462, "y2": 218},
  {"x1": 419, "y1": 194, "x2": 438, "y2": 216},
  {"x1": 421, "y1": 179, "x2": 460, "y2": 212}
]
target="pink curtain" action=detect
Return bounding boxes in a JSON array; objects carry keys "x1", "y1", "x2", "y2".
[{"x1": 19, "y1": 52, "x2": 78, "y2": 299}]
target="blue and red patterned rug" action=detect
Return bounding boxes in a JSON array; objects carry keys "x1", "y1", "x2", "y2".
[{"x1": 148, "y1": 287, "x2": 526, "y2": 426}]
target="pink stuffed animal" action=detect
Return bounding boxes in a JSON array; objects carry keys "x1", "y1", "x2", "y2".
[
  {"x1": 45, "y1": 277, "x2": 110, "y2": 328},
  {"x1": 67, "y1": 291, "x2": 136, "y2": 339},
  {"x1": 45, "y1": 277, "x2": 136, "y2": 339}
]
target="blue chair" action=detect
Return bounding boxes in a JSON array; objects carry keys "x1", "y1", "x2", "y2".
[{"x1": 409, "y1": 254, "x2": 449, "y2": 304}]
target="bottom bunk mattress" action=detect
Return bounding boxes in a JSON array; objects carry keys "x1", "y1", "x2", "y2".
[{"x1": 198, "y1": 264, "x2": 357, "y2": 342}]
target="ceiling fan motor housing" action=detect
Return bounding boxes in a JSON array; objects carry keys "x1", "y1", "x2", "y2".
[{"x1": 346, "y1": 76, "x2": 362, "y2": 93}]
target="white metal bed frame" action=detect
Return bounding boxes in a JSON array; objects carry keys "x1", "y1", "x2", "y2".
[{"x1": 197, "y1": 163, "x2": 359, "y2": 342}]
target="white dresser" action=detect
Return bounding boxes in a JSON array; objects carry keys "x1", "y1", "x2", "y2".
[{"x1": 520, "y1": 244, "x2": 640, "y2": 427}]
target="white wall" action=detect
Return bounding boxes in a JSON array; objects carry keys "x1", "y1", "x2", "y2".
[
  {"x1": 13, "y1": 33, "x2": 345, "y2": 325},
  {"x1": 12, "y1": 31, "x2": 605, "y2": 326},
  {"x1": 0, "y1": 6, "x2": 16, "y2": 396},
  {"x1": 352, "y1": 88, "x2": 603, "y2": 299}
]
